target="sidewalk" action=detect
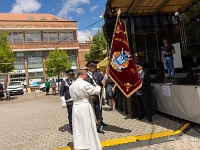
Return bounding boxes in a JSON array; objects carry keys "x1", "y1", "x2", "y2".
[{"x1": 0, "y1": 93, "x2": 200, "y2": 150}]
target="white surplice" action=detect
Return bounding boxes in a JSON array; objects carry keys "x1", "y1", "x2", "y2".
[{"x1": 69, "y1": 78, "x2": 102, "y2": 150}]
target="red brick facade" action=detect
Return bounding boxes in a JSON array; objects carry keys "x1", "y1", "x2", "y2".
[{"x1": 78, "y1": 43, "x2": 90, "y2": 68}]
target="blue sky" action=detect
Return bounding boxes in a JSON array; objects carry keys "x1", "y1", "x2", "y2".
[{"x1": 0, "y1": 0, "x2": 107, "y2": 42}]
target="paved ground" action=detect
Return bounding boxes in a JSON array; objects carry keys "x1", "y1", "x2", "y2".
[{"x1": 0, "y1": 92, "x2": 200, "y2": 150}]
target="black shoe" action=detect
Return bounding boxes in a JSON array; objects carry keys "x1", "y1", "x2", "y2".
[
  {"x1": 148, "y1": 117, "x2": 152, "y2": 122},
  {"x1": 97, "y1": 129, "x2": 105, "y2": 134},
  {"x1": 139, "y1": 116, "x2": 144, "y2": 120},
  {"x1": 70, "y1": 129, "x2": 73, "y2": 135},
  {"x1": 101, "y1": 122, "x2": 107, "y2": 127}
]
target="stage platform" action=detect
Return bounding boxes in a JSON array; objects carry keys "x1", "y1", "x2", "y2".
[{"x1": 152, "y1": 82, "x2": 200, "y2": 124}]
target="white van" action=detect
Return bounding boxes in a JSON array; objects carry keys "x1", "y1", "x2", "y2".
[
  {"x1": 7, "y1": 81, "x2": 24, "y2": 96},
  {"x1": 39, "y1": 78, "x2": 63, "y2": 92}
]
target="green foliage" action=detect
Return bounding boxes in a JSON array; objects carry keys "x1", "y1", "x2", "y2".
[
  {"x1": 84, "y1": 30, "x2": 106, "y2": 62},
  {"x1": 45, "y1": 47, "x2": 72, "y2": 77},
  {"x1": 0, "y1": 31, "x2": 15, "y2": 73},
  {"x1": 183, "y1": 1, "x2": 200, "y2": 44},
  {"x1": 183, "y1": 1, "x2": 200, "y2": 56}
]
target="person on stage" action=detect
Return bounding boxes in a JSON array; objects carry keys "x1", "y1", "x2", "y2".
[{"x1": 161, "y1": 38, "x2": 176, "y2": 78}]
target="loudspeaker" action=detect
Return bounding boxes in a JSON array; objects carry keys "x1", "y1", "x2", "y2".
[
  {"x1": 150, "y1": 75, "x2": 164, "y2": 83},
  {"x1": 174, "y1": 73, "x2": 199, "y2": 84}
]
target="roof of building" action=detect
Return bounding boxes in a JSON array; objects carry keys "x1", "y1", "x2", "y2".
[
  {"x1": 0, "y1": 13, "x2": 68, "y2": 21},
  {"x1": 105, "y1": 0, "x2": 199, "y2": 16}
]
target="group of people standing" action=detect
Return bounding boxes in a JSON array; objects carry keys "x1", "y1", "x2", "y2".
[
  {"x1": 45, "y1": 79, "x2": 57, "y2": 95},
  {"x1": 58, "y1": 37, "x2": 175, "y2": 150}
]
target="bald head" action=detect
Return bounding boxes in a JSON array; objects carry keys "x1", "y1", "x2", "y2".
[{"x1": 77, "y1": 70, "x2": 88, "y2": 80}]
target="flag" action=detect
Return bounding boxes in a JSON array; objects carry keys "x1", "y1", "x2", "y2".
[{"x1": 108, "y1": 20, "x2": 142, "y2": 98}]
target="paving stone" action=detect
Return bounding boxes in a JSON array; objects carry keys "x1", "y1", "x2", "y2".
[{"x1": 1, "y1": 93, "x2": 200, "y2": 150}]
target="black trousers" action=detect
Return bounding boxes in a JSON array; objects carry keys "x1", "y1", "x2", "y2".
[
  {"x1": 67, "y1": 104, "x2": 73, "y2": 131},
  {"x1": 92, "y1": 95, "x2": 102, "y2": 130},
  {"x1": 136, "y1": 94, "x2": 153, "y2": 118}
]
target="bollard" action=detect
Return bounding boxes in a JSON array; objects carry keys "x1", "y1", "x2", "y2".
[{"x1": 6, "y1": 91, "x2": 10, "y2": 100}]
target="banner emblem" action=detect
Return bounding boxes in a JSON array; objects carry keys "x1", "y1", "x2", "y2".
[{"x1": 111, "y1": 48, "x2": 132, "y2": 72}]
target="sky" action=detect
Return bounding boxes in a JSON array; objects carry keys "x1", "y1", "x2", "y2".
[{"x1": 0, "y1": 0, "x2": 107, "y2": 43}]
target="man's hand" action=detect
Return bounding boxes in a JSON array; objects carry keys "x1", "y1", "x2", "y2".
[
  {"x1": 103, "y1": 74, "x2": 108, "y2": 80},
  {"x1": 112, "y1": 87, "x2": 115, "y2": 92},
  {"x1": 60, "y1": 96, "x2": 66, "y2": 108}
]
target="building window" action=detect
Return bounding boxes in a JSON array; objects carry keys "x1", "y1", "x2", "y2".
[
  {"x1": 60, "y1": 32, "x2": 74, "y2": 41},
  {"x1": 27, "y1": 52, "x2": 43, "y2": 69},
  {"x1": 8, "y1": 32, "x2": 24, "y2": 43},
  {"x1": 43, "y1": 32, "x2": 58, "y2": 41},
  {"x1": 52, "y1": 17, "x2": 58, "y2": 20},
  {"x1": 29, "y1": 16, "x2": 34, "y2": 20},
  {"x1": 25, "y1": 32, "x2": 41, "y2": 42},
  {"x1": 14, "y1": 52, "x2": 25, "y2": 69},
  {"x1": 41, "y1": 16, "x2": 46, "y2": 20},
  {"x1": 44, "y1": 51, "x2": 49, "y2": 59},
  {"x1": 67, "y1": 50, "x2": 77, "y2": 66}
]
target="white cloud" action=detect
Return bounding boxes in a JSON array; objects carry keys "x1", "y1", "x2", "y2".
[
  {"x1": 58, "y1": 0, "x2": 90, "y2": 20},
  {"x1": 89, "y1": 5, "x2": 98, "y2": 13},
  {"x1": 76, "y1": 8, "x2": 84, "y2": 14},
  {"x1": 77, "y1": 28, "x2": 99, "y2": 43},
  {"x1": 10, "y1": 0, "x2": 41, "y2": 13}
]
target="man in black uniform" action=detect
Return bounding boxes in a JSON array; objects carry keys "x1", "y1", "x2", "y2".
[
  {"x1": 135, "y1": 62, "x2": 153, "y2": 122},
  {"x1": 60, "y1": 69, "x2": 75, "y2": 134},
  {"x1": 85, "y1": 61, "x2": 107, "y2": 134}
]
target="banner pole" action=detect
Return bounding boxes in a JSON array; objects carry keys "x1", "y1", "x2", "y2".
[
  {"x1": 124, "y1": 22, "x2": 129, "y2": 47},
  {"x1": 99, "y1": 9, "x2": 121, "y2": 107}
]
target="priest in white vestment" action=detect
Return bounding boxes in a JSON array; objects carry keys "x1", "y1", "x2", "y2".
[{"x1": 69, "y1": 70, "x2": 102, "y2": 150}]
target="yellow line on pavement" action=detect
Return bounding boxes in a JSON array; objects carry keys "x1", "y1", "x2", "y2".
[
  {"x1": 174, "y1": 122, "x2": 191, "y2": 134},
  {"x1": 56, "y1": 122, "x2": 191, "y2": 150},
  {"x1": 101, "y1": 136, "x2": 138, "y2": 147}
]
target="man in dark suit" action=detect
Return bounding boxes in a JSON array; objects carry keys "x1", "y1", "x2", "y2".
[
  {"x1": 85, "y1": 61, "x2": 107, "y2": 134},
  {"x1": 60, "y1": 69, "x2": 75, "y2": 134},
  {"x1": 135, "y1": 62, "x2": 153, "y2": 122}
]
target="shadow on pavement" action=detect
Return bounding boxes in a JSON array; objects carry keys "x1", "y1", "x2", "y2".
[
  {"x1": 59, "y1": 124, "x2": 71, "y2": 134},
  {"x1": 0, "y1": 96, "x2": 18, "y2": 101},
  {"x1": 67, "y1": 142, "x2": 73, "y2": 147},
  {"x1": 102, "y1": 107, "x2": 111, "y2": 111},
  {"x1": 102, "y1": 124, "x2": 132, "y2": 133}
]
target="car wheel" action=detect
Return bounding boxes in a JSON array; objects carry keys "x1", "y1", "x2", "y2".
[
  {"x1": 42, "y1": 87, "x2": 46, "y2": 92},
  {"x1": 20, "y1": 91, "x2": 24, "y2": 95}
]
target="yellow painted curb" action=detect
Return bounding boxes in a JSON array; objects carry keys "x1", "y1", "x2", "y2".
[
  {"x1": 55, "y1": 122, "x2": 191, "y2": 150},
  {"x1": 56, "y1": 147, "x2": 73, "y2": 150},
  {"x1": 101, "y1": 136, "x2": 138, "y2": 147}
]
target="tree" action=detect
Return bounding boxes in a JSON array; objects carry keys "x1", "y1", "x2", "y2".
[
  {"x1": 183, "y1": 1, "x2": 200, "y2": 56},
  {"x1": 45, "y1": 47, "x2": 72, "y2": 90},
  {"x1": 0, "y1": 31, "x2": 15, "y2": 73},
  {"x1": 84, "y1": 30, "x2": 106, "y2": 62}
]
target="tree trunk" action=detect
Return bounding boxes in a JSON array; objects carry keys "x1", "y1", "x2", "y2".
[{"x1": 57, "y1": 70, "x2": 60, "y2": 93}]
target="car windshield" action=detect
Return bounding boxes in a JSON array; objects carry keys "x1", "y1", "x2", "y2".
[{"x1": 9, "y1": 82, "x2": 21, "y2": 86}]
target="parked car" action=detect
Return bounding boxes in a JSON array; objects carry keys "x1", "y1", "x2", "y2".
[
  {"x1": 40, "y1": 78, "x2": 63, "y2": 92},
  {"x1": 7, "y1": 81, "x2": 24, "y2": 96}
]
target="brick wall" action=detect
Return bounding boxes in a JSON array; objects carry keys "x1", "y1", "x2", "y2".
[
  {"x1": 10, "y1": 41, "x2": 79, "y2": 50},
  {"x1": 78, "y1": 43, "x2": 90, "y2": 68},
  {"x1": 0, "y1": 21, "x2": 77, "y2": 28}
]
